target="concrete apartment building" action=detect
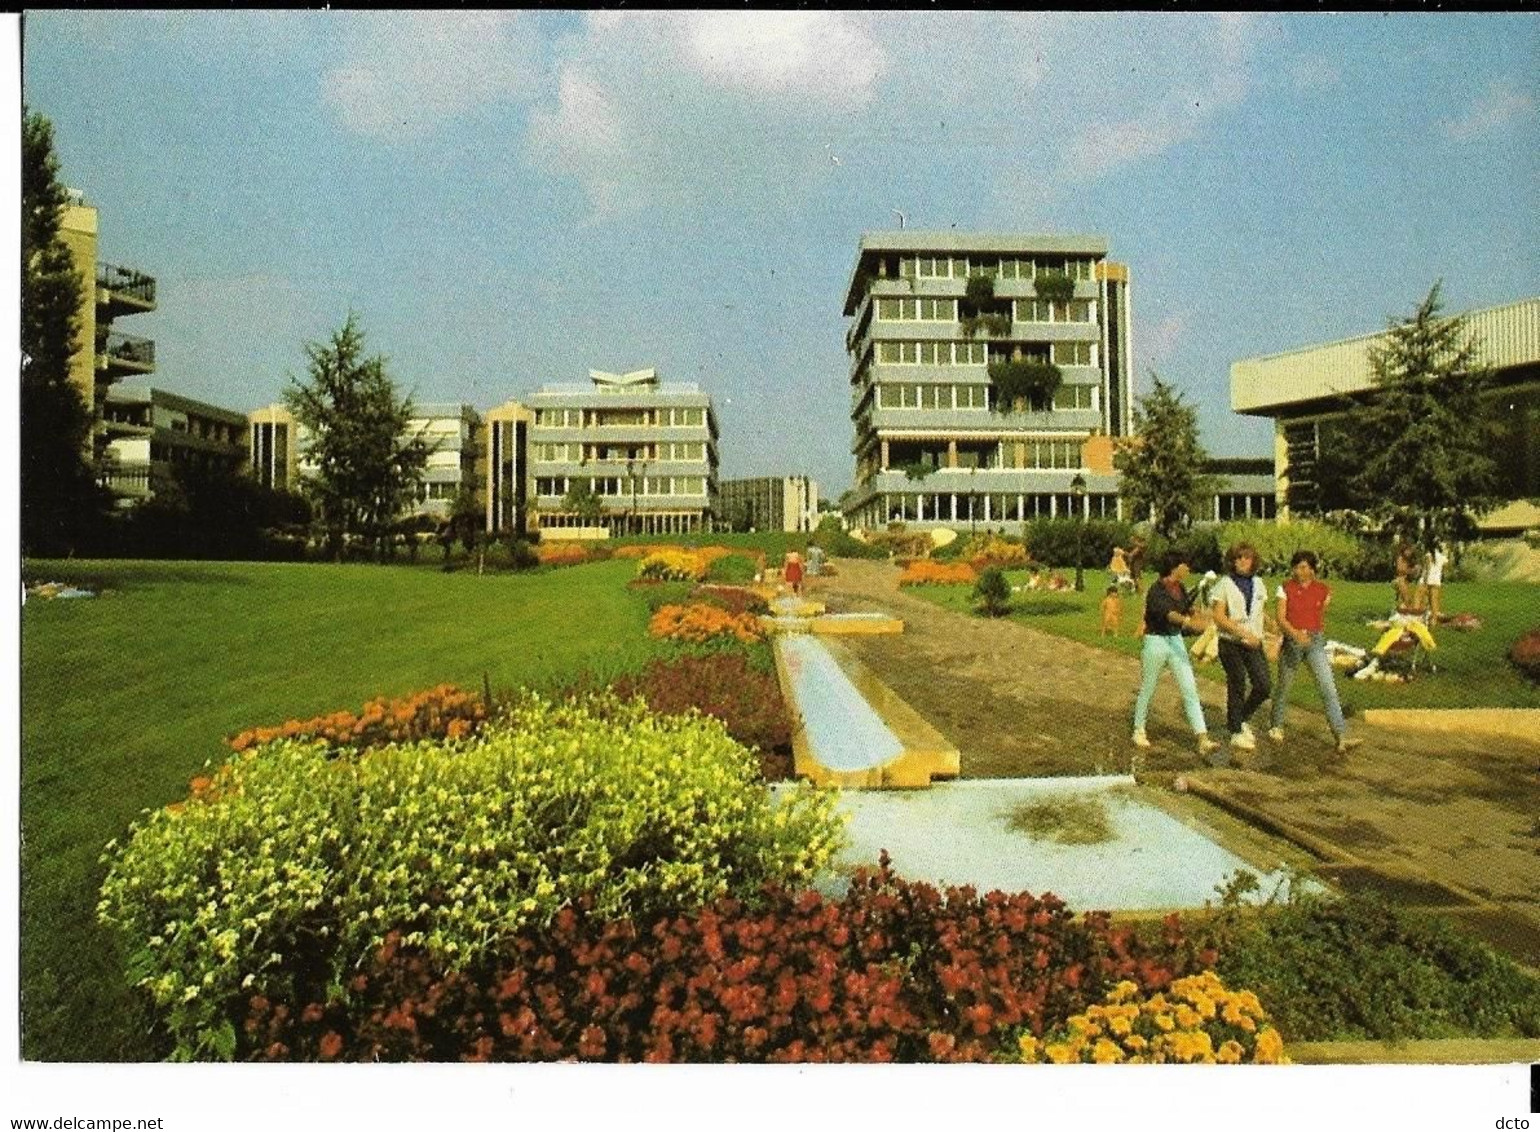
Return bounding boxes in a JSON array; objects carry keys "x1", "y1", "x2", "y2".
[
  {"x1": 1232, "y1": 295, "x2": 1540, "y2": 531},
  {"x1": 98, "y1": 385, "x2": 248, "y2": 503},
  {"x1": 527, "y1": 368, "x2": 719, "y2": 537},
  {"x1": 483, "y1": 400, "x2": 534, "y2": 536},
  {"x1": 719, "y1": 476, "x2": 820, "y2": 533},
  {"x1": 840, "y1": 232, "x2": 1134, "y2": 532},
  {"x1": 58, "y1": 189, "x2": 159, "y2": 468}
]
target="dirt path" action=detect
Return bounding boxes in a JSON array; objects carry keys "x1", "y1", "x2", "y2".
[{"x1": 810, "y1": 559, "x2": 1540, "y2": 961}]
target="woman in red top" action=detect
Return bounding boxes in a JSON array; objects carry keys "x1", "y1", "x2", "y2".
[{"x1": 1268, "y1": 550, "x2": 1362, "y2": 756}]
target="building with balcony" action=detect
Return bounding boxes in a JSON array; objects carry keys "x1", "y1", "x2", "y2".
[
  {"x1": 249, "y1": 401, "x2": 482, "y2": 521},
  {"x1": 719, "y1": 476, "x2": 819, "y2": 533},
  {"x1": 840, "y1": 232, "x2": 1133, "y2": 532},
  {"x1": 58, "y1": 189, "x2": 159, "y2": 463},
  {"x1": 483, "y1": 400, "x2": 534, "y2": 536},
  {"x1": 99, "y1": 385, "x2": 248, "y2": 503},
  {"x1": 1231, "y1": 295, "x2": 1540, "y2": 532},
  {"x1": 527, "y1": 368, "x2": 719, "y2": 537}
]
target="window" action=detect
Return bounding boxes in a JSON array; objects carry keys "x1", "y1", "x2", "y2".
[
  {"x1": 1052, "y1": 384, "x2": 1096, "y2": 411},
  {"x1": 1054, "y1": 342, "x2": 1095, "y2": 367},
  {"x1": 1025, "y1": 439, "x2": 1084, "y2": 469},
  {"x1": 877, "y1": 298, "x2": 903, "y2": 320},
  {"x1": 956, "y1": 384, "x2": 990, "y2": 410},
  {"x1": 957, "y1": 341, "x2": 987, "y2": 365},
  {"x1": 1017, "y1": 299, "x2": 1049, "y2": 323}
]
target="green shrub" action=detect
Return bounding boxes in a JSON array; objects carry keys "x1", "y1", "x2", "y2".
[
  {"x1": 973, "y1": 568, "x2": 1012, "y2": 617},
  {"x1": 1034, "y1": 272, "x2": 1076, "y2": 304},
  {"x1": 1145, "y1": 528, "x2": 1223, "y2": 577},
  {"x1": 704, "y1": 552, "x2": 758, "y2": 585},
  {"x1": 1023, "y1": 518, "x2": 1134, "y2": 569},
  {"x1": 1203, "y1": 883, "x2": 1540, "y2": 1042},
  {"x1": 988, "y1": 360, "x2": 1062, "y2": 412},
  {"x1": 96, "y1": 696, "x2": 843, "y2": 1059},
  {"x1": 810, "y1": 517, "x2": 887, "y2": 560},
  {"x1": 1211, "y1": 520, "x2": 1367, "y2": 579}
]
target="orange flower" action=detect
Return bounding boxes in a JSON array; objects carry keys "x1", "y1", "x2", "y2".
[
  {"x1": 897, "y1": 560, "x2": 978, "y2": 587},
  {"x1": 318, "y1": 1031, "x2": 344, "y2": 1060}
]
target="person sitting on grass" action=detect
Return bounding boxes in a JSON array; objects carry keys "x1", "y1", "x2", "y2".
[
  {"x1": 1355, "y1": 551, "x2": 1438, "y2": 679},
  {"x1": 1131, "y1": 551, "x2": 1220, "y2": 760},
  {"x1": 1267, "y1": 550, "x2": 1363, "y2": 758}
]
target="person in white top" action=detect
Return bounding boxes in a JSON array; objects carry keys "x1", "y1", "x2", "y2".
[
  {"x1": 1423, "y1": 542, "x2": 1449, "y2": 621},
  {"x1": 1210, "y1": 542, "x2": 1271, "y2": 759}
]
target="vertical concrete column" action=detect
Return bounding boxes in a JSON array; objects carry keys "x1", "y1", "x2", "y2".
[
  {"x1": 950, "y1": 494, "x2": 958, "y2": 522},
  {"x1": 880, "y1": 439, "x2": 890, "y2": 470},
  {"x1": 947, "y1": 439, "x2": 958, "y2": 468}
]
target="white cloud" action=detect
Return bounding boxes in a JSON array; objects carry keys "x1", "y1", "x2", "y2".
[
  {"x1": 1438, "y1": 82, "x2": 1536, "y2": 141},
  {"x1": 677, "y1": 12, "x2": 884, "y2": 105},
  {"x1": 321, "y1": 11, "x2": 540, "y2": 140}
]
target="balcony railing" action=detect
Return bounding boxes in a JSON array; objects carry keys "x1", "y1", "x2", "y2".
[
  {"x1": 96, "y1": 462, "x2": 152, "y2": 497},
  {"x1": 102, "y1": 331, "x2": 156, "y2": 368},
  {"x1": 97, "y1": 262, "x2": 157, "y2": 305}
]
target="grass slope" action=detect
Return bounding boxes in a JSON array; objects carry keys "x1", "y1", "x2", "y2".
[
  {"x1": 19, "y1": 558, "x2": 663, "y2": 1061},
  {"x1": 909, "y1": 575, "x2": 1540, "y2": 712}
]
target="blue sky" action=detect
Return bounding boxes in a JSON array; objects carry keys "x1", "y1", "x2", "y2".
[{"x1": 20, "y1": 11, "x2": 1540, "y2": 498}]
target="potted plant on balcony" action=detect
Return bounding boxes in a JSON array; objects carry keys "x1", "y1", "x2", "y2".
[
  {"x1": 1033, "y1": 271, "x2": 1076, "y2": 305},
  {"x1": 988, "y1": 359, "x2": 1063, "y2": 413}
]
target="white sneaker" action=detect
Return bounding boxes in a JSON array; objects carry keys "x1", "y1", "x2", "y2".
[
  {"x1": 1231, "y1": 729, "x2": 1257, "y2": 751},
  {"x1": 1353, "y1": 658, "x2": 1380, "y2": 681},
  {"x1": 1132, "y1": 728, "x2": 1152, "y2": 749},
  {"x1": 1267, "y1": 727, "x2": 1285, "y2": 743}
]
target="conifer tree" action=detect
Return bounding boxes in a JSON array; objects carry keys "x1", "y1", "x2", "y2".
[{"x1": 1113, "y1": 375, "x2": 1216, "y2": 539}]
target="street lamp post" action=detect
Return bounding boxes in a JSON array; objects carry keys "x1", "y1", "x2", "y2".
[{"x1": 1070, "y1": 473, "x2": 1087, "y2": 592}]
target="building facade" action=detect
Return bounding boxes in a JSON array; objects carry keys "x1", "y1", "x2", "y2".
[
  {"x1": 719, "y1": 475, "x2": 819, "y2": 533},
  {"x1": 409, "y1": 403, "x2": 481, "y2": 520},
  {"x1": 59, "y1": 189, "x2": 159, "y2": 466},
  {"x1": 483, "y1": 400, "x2": 533, "y2": 536},
  {"x1": 1232, "y1": 296, "x2": 1540, "y2": 530},
  {"x1": 527, "y1": 368, "x2": 720, "y2": 538},
  {"x1": 98, "y1": 385, "x2": 248, "y2": 503},
  {"x1": 840, "y1": 232, "x2": 1133, "y2": 532}
]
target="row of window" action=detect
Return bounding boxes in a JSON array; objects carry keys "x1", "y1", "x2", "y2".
[
  {"x1": 873, "y1": 298, "x2": 1094, "y2": 324},
  {"x1": 899, "y1": 256, "x2": 1098, "y2": 282},
  {"x1": 875, "y1": 383, "x2": 1096, "y2": 412},
  {"x1": 535, "y1": 476, "x2": 709, "y2": 498},
  {"x1": 876, "y1": 340, "x2": 1097, "y2": 367},
  {"x1": 872, "y1": 491, "x2": 1121, "y2": 524},
  {"x1": 531, "y1": 441, "x2": 707, "y2": 464},
  {"x1": 533, "y1": 407, "x2": 708, "y2": 429},
  {"x1": 884, "y1": 438, "x2": 1085, "y2": 472}
]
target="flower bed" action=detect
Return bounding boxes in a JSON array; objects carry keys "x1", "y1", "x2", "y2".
[
  {"x1": 98, "y1": 695, "x2": 840, "y2": 1059},
  {"x1": 226, "y1": 684, "x2": 487, "y2": 753},
  {"x1": 898, "y1": 560, "x2": 978, "y2": 587},
  {"x1": 1017, "y1": 971, "x2": 1287, "y2": 1064},
  {"x1": 690, "y1": 584, "x2": 770, "y2": 617},
  {"x1": 535, "y1": 543, "x2": 591, "y2": 568},
  {"x1": 649, "y1": 602, "x2": 766, "y2": 645},
  {"x1": 240, "y1": 856, "x2": 1212, "y2": 1063}
]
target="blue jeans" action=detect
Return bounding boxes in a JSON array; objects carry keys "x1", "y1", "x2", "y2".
[
  {"x1": 1133, "y1": 634, "x2": 1209, "y2": 735},
  {"x1": 1269, "y1": 630, "x2": 1348, "y2": 738}
]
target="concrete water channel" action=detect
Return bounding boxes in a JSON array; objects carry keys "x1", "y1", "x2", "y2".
[{"x1": 770, "y1": 599, "x2": 1313, "y2": 913}]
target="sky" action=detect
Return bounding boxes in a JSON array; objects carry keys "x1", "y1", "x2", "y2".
[{"x1": 18, "y1": 10, "x2": 1540, "y2": 500}]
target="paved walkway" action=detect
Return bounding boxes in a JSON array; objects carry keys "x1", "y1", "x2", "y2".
[{"x1": 810, "y1": 559, "x2": 1540, "y2": 966}]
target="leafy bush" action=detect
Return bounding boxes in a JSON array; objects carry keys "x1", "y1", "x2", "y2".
[
  {"x1": 1023, "y1": 518, "x2": 1135, "y2": 570},
  {"x1": 690, "y1": 584, "x2": 771, "y2": 617},
  {"x1": 958, "y1": 532, "x2": 1029, "y2": 570},
  {"x1": 1507, "y1": 628, "x2": 1540, "y2": 684},
  {"x1": 637, "y1": 550, "x2": 710, "y2": 582},
  {"x1": 988, "y1": 360, "x2": 1062, "y2": 412},
  {"x1": 898, "y1": 560, "x2": 977, "y2": 587},
  {"x1": 226, "y1": 684, "x2": 488, "y2": 754},
  {"x1": 704, "y1": 553, "x2": 759, "y2": 585},
  {"x1": 1201, "y1": 882, "x2": 1540, "y2": 1042},
  {"x1": 1145, "y1": 527, "x2": 1223, "y2": 576},
  {"x1": 867, "y1": 530, "x2": 936, "y2": 560},
  {"x1": 240, "y1": 855, "x2": 1210, "y2": 1063},
  {"x1": 1034, "y1": 272, "x2": 1076, "y2": 304},
  {"x1": 97, "y1": 696, "x2": 842, "y2": 1059},
  {"x1": 810, "y1": 517, "x2": 886, "y2": 560},
  {"x1": 648, "y1": 602, "x2": 766, "y2": 645},
  {"x1": 973, "y1": 567, "x2": 1012, "y2": 617},
  {"x1": 611, "y1": 650, "x2": 793, "y2": 780},
  {"x1": 1017, "y1": 971, "x2": 1287, "y2": 1064},
  {"x1": 1211, "y1": 519, "x2": 1367, "y2": 579},
  {"x1": 964, "y1": 273, "x2": 996, "y2": 303}
]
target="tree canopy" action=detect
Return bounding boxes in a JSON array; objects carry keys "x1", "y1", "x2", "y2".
[
  {"x1": 284, "y1": 315, "x2": 430, "y2": 560},
  {"x1": 1319, "y1": 283, "x2": 1501, "y2": 550},
  {"x1": 21, "y1": 107, "x2": 107, "y2": 555},
  {"x1": 1113, "y1": 374, "x2": 1215, "y2": 540}
]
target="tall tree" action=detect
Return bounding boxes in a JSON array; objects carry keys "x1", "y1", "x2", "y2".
[
  {"x1": 1113, "y1": 374, "x2": 1216, "y2": 540},
  {"x1": 1341, "y1": 283, "x2": 1501, "y2": 550},
  {"x1": 20, "y1": 107, "x2": 107, "y2": 555},
  {"x1": 284, "y1": 315, "x2": 430, "y2": 561}
]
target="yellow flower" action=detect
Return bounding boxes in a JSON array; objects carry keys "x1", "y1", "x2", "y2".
[
  {"x1": 1018, "y1": 1035, "x2": 1042, "y2": 1062},
  {"x1": 1045, "y1": 1041, "x2": 1079, "y2": 1065},
  {"x1": 1217, "y1": 1039, "x2": 1244, "y2": 1064},
  {"x1": 1152, "y1": 1012, "x2": 1176, "y2": 1032},
  {"x1": 1108, "y1": 980, "x2": 1140, "y2": 1004},
  {"x1": 1091, "y1": 1038, "x2": 1124, "y2": 1064},
  {"x1": 1174, "y1": 1004, "x2": 1202, "y2": 1030},
  {"x1": 1123, "y1": 1034, "x2": 1148, "y2": 1052},
  {"x1": 1254, "y1": 1027, "x2": 1287, "y2": 1065}
]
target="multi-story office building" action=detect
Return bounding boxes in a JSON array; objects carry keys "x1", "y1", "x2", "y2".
[
  {"x1": 98, "y1": 385, "x2": 248, "y2": 503},
  {"x1": 248, "y1": 401, "x2": 482, "y2": 521},
  {"x1": 719, "y1": 475, "x2": 819, "y2": 533},
  {"x1": 409, "y1": 403, "x2": 481, "y2": 520},
  {"x1": 1232, "y1": 295, "x2": 1540, "y2": 531},
  {"x1": 58, "y1": 188, "x2": 158, "y2": 463},
  {"x1": 840, "y1": 232, "x2": 1133, "y2": 531},
  {"x1": 483, "y1": 400, "x2": 534, "y2": 536},
  {"x1": 527, "y1": 368, "x2": 719, "y2": 537}
]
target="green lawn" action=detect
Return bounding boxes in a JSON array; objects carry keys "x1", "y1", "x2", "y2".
[
  {"x1": 19, "y1": 557, "x2": 668, "y2": 1061},
  {"x1": 909, "y1": 574, "x2": 1540, "y2": 712}
]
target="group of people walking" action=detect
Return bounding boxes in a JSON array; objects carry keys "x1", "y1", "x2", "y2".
[{"x1": 1131, "y1": 541, "x2": 1363, "y2": 766}]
